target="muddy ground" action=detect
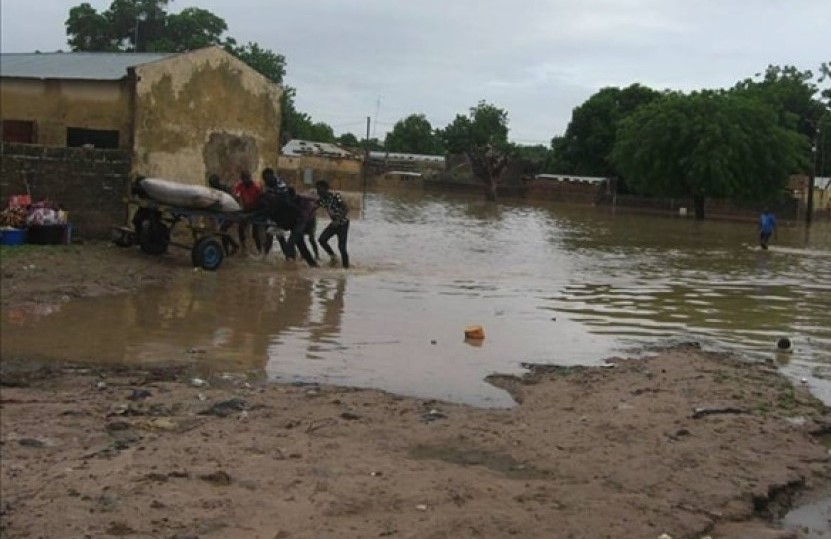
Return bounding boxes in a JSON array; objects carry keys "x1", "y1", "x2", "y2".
[{"x1": 1, "y1": 244, "x2": 830, "y2": 539}]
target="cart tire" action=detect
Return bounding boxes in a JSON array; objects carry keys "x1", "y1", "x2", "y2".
[
  {"x1": 138, "y1": 219, "x2": 169, "y2": 255},
  {"x1": 192, "y1": 237, "x2": 224, "y2": 271}
]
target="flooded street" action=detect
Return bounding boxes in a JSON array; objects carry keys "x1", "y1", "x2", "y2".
[{"x1": 3, "y1": 191, "x2": 831, "y2": 407}]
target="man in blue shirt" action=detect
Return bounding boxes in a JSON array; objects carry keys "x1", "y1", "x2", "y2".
[{"x1": 759, "y1": 208, "x2": 776, "y2": 250}]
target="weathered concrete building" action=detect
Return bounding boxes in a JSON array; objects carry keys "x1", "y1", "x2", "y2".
[{"x1": 1, "y1": 46, "x2": 282, "y2": 184}]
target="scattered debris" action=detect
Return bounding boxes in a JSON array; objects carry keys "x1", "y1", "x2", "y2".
[
  {"x1": 691, "y1": 407, "x2": 747, "y2": 419},
  {"x1": 198, "y1": 397, "x2": 248, "y2": 418},
  {"x1": 422, "y1": 409, "x2": 448, "y2": 422},
  {"x1": 127, "y1": 389, "x2": 152, "y2": 401},
  {"x1": 199, "y1": 470, "x2": 232, "y2": 486},
  {"x1": 18, "y1": 438, "x2": 47, "y2": 448}
]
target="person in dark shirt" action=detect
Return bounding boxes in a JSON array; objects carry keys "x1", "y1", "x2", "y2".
[
  {"x1": 315, "y1": 180, "x2": 350, "y2": 268},
  {"x1": 256, "y1": 178, "x2": 318, "y2": 267},
  {"x1": 283, "y1": 187, "x2": 319, "y2": 267}
]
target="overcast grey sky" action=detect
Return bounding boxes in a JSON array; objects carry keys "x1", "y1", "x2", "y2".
[{"x1": 2, "y1": 0, "x2": 829, "y2": 145}]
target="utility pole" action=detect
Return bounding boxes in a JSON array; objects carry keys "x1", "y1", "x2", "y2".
[
  {"x1": 806, "y1": 139, "x2": 817, "y2": 225},
  {"x1": 362, "y1": 116, "x2": 370, "y2": 196}
]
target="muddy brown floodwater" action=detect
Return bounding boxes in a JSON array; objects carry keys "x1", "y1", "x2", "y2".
[
  {"x1": 1, "y1": 191, "x2": 831, "y2": 538},
  {"x1": 4, "y1": 192, "x2": 831, "y2": 406}
]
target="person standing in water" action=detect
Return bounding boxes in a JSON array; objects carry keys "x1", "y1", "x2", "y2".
[
  {"x1": 315, "y1": 180, "x2": 350, "y2": 268},
  {"x1": 759, "y1": 207, "x2": 776, "y2": 250}
]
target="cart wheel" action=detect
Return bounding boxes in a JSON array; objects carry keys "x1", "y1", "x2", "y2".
[
  {"x1": 192, "y1": 237, "x2": 224, "y2": 271},
  {"x1": 138, "y1": 219, "x2": 169, "y2": 255}
]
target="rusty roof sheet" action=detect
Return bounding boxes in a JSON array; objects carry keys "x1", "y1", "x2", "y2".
[{"x1": 0, "y1": 52, "x2": 177, "y2": 80}]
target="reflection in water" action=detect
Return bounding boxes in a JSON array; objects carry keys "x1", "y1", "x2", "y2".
[{"x1": 2, "y1": 191, "x2": 830, "y2": 406}]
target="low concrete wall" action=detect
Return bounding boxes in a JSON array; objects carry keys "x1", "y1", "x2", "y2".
[{"x1": 0, "y1": 142, "x2": 130, "y2": 238}]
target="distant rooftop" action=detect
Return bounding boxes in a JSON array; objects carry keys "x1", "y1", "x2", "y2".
[
  {"x1": 368, "y1": 151, "x2": 445, "y2": 163},
  {"x1": 282, "y1": 139, "x2": 355, "y2": 158},
  {"x1": 535, "y1": 174, "x2": 608, "y2": 184},
  {"x1": 0, "y1": 52, "x2": 178, "y2": 80}
]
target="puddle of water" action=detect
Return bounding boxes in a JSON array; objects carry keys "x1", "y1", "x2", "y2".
[
  {"x1": 781, "y1": 496, "x2": 831, "y2": 539},
  {"x1": 2, "y1": 192, "x2": 830, "y2": 407}
]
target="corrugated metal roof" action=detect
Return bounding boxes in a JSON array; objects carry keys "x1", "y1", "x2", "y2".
[
  {"x1": 0, "y1": 52, "x2": 178, "y2": 80},
  {"x1": 282, "y1": 139, "x2": 355, "y2": 158}
]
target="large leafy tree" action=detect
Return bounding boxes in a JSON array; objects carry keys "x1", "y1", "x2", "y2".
[
  {"x1": 384, "y1": 114, "x2": 443, "y2": 154},
  {"x1": 551, "y1": 84, "x2": 661, "y2": 177},
  {"x1": 732, "y1": 63, "x2": 831, "y2": 177},
  {"x1": 612, "y1": 91, "x2": 807, "y2": 219},
  {"x1": 440, "y1": 101, "x2": 511, "y2": 201},
  {"x1": 66, "y1": 0, "x2": 224, "y2": 52}
]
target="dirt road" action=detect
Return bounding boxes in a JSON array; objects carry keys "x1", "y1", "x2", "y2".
[{"x1": 1, "y1": 244, "x2": 829, "y2": 538}]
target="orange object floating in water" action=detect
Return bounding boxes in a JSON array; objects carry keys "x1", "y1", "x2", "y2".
[{"x1": 464, "y1": 325, "x2": 485, "y2": 340}]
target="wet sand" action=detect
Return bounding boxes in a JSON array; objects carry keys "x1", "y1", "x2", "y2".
[{"x1": 1, "y1": 244, "x2": 830, "y2": 538}]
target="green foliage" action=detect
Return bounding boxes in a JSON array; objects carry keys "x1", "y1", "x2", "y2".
[
  {"x1": 437, "y1": 101, "x2": 511, "y2": 200},
  {"x1": 439, "y1": 101, "x2": 509, "y2": 155},
  {"x1": 66, "y1": 0, "x2": 220, "y2": 53},
  {"x1": 336, "y1": 133, "x2": 360, "y2": 147},
  {"x1": 551, "y1": 84, "x2": 661, "y2": 177},
  {"x1": 511, "y1": 144, "x2": 550, "y2": 163},
  {"x1": 439, "y1": 114, "x2": 473, "y2": 154},
  {"x1": 160, "y1": 8, "x2": 227, "y2": 52},
  {"x1": 732, "y1": 65, "x2": 824, "y2": 140},
  {"x1": 66, "y1": 3, "x2": 115, "y2": 51},
  {"x1": 384, "y1": 114, "x2": 443, "y2": 154},
  {"x1": 732, "y1": 64, "x2": 831, "y2": 176},
  {"x1": 612, "y1": 91, "x2": 807, "y2": 209},
  {"x1": 223, "y1": 40, "x2": 285, "y2": 84}
]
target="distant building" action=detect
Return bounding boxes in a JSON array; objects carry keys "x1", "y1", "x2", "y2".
[
  {"x1": 282, "y1": 139, "x2": 355, "y2": 158},
  {"x1": 0, "y1": 46, "x2": 283, "y2": 183},
  {"x1": 534, "y1": 174, "x2": 608, "y2": 185},
  {"x1": 277, "y1": 139, "x2": 363, "y2": 190}
]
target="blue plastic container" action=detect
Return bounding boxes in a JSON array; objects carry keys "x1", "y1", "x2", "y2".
[{"x1": 0, "y1": 228, "x2": 27, "y2": 246}]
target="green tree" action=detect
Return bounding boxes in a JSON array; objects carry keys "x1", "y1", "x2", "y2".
[
  {"x1": 160, "y1": 7, "x2": 227, "y2": 51},
  {"x1": 812, "y1": 61, "x2": 831, "y2": 177},
  {"x1": 66, "y1": 3, "x2": 115, "y2": 51},
  {"x1": 552, "y1": 84, "x2": 661, "y2": 178},
  {"x1": 440, "y1": 101, "x2": 511, "y2": 201},
  {"x1": 512, "y1": 144, "x2": 550, "y2": 164},
  {"x1": 732, "y1": 65, "x2": 823, "y2": 139},
  {"x1": 336, "y1": 133, "x2": 360, "y2": 147},
  {"x1": 439, "y1": 114, "x2": 473, "y2": 154},
  {"x1": 612, "y1": 91, "x2": 807, "y2": 219},
  {"x1": 67, "y1": 0, "x2": 225, "y2": 52},
  {"x1": 733, "y1": 63, "x2": 831, "y2": 177},
  {"x1": 384, "y1": 114, "x2": 442, "y2": 154},
  {"x1": 224, "y1": 40, "x2": 285, "y2": 83}
]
